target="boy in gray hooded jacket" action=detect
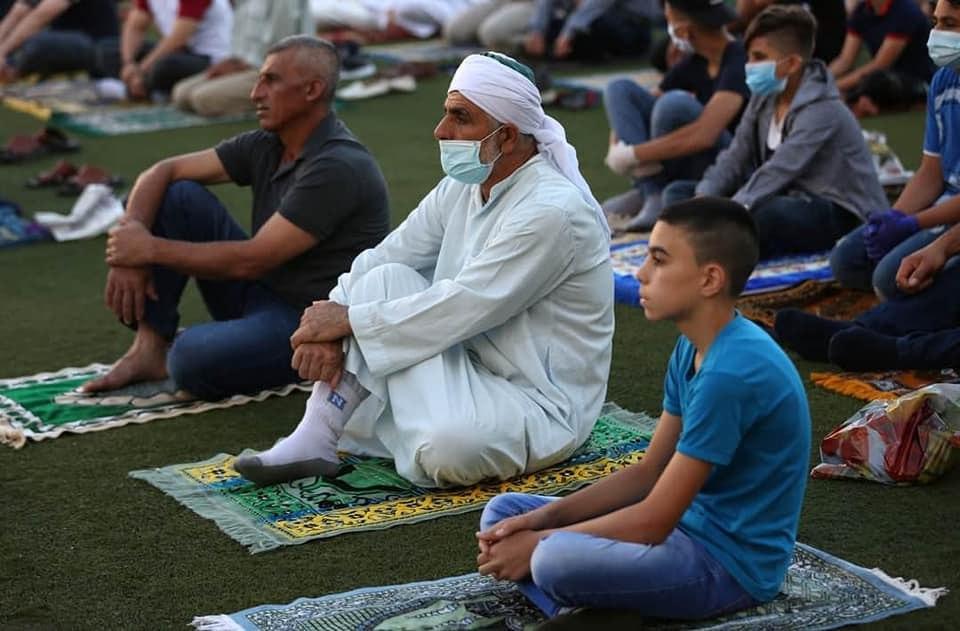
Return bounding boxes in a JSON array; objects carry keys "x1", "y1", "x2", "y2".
[{"x1": 664, "y1": 5, "x2": 887, "y2": 258}]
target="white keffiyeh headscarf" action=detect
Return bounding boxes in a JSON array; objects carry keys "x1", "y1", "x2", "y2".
[{"x1": 448, "y1": 53, "x2": 609, "y2": 237}]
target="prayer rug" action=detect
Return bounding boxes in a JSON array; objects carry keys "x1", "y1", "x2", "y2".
[
  {"x1": 811, "y1": 368, "x2": 960, "y2": 402},
  {"x1": 2, "y1": 79, "x2": 253, "y2": 136},
  {"x1": 366, "y1": 40, "x2": 486, "y2": 66},
  {"x1": 737, "y1": 281, "x2": 878, "y2": 329},
  {"x1": 130, "y1": 403, "x2": 657, "y2": 553},
  {"x1": 0, "y1": 364, "x2": 310, "y2": 449},
  {"x1": 552, "y1": 69, "x2": 662, "y2": 94},
  {"x1": 190, "y1": 543, "x2": 946, "y2": 630},
  {"x1": 612, "y1": 239, "x2": 834, "y2": 305}
]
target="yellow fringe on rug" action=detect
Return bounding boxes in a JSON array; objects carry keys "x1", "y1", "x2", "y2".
[{"x1": 810, "y1": 372, "x2": 899, "y2": 402}]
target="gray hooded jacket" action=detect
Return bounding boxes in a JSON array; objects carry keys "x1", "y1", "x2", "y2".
[{"x1": 696, "y1": 60, "x2": 886, "y2": 218}]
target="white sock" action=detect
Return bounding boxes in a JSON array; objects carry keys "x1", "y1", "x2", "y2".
[{"x1": 257, "y1": 373, "x2": 369, "y2": 466}]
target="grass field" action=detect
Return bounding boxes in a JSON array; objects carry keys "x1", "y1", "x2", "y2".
[{"x1": 1, "y1": 74, "x2": 957, "y2": 630}]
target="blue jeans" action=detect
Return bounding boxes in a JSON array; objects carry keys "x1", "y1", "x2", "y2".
[
  {"x1": 479, "y1": 493, "x2": 758, "y2": 619},
  {"x1": 829, "y1": 223, "x2": 952, "y2": 299},
  {"x1": 603, "y1": 84, "x2": 730, "y2": 196},
  {"x1": 11, "y1": 30, "x2": 100, "y2": 77},
  {"x1": 142, "y1": 181, "x2": 302, "y2": 400}
]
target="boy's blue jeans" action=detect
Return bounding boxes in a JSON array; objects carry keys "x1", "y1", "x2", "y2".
[
  {"x1": 479, "y1": 493, "x2": 758, "y2": 619},
  {"x1": 603, "y1": 82, "x2": 730, "y2": 195},
  {"x1": 138, "y1": 181, "x2": 302, "y2": 400}
]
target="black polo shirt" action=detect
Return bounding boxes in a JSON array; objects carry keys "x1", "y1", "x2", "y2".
[
  {"x1": 22, "y1": 0, "x2": 119, "y2": 40},
  {"x1": 848, "y1": 0, "x2": 934, "y2": 82},
  {"x1": 215, "y1": 113, "x2": 390, "y2": 310}
]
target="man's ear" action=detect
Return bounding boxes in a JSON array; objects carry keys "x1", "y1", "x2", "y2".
[
  {"x1": 700, "y1": 262, "x2": 728, "y2": 298},
  {"x1": 305, "y1": 77, "x2": 327, "y2": 102},
  {"x1": 500, "y1": 123, "x2": 520, "y2": 155}
]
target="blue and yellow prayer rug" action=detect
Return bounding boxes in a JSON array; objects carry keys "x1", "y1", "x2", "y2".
[
  {"x1": 131, "y1": 403, "x2": 658, "y2": 552},
  {"x1": 612, "y1": 239, "x2": 834, "y2": 306},
  {"x1": 190, "y1": 544, "x2": 945, "y2": 630}
]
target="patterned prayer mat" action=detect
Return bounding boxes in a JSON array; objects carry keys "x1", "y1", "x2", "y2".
[
  {"x1": 737, "y1": 281, "x2": 878, "y2": 329},
  {"x1": 1, "y1": 79, "x2": 253, "y2": 135},
  {"x1": 811, "y1": 368, "x2": 960, "y2": 402},
  {"x1": 130, "y1": 403, "x2": 657, "y2": 553},
  {"x1": 366, "y1": 40, "x2": 486, "y2": 66},
  {"x1": 190, "y1": 543, "x2": 945, "y2": 631},
  {"x1": 552, "y1": 69, "x2": 662, "y2": 94},
  {"x1": 0, "y1": 364, "x2": 310, "y2": 449},
  {"x1": 612, "y1": 239, "x2": 834, "y2": 305}
]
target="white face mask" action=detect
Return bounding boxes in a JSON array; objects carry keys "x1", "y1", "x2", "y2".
[
  {"x1": 928, "y1": 29, "x2": 960, "y2": 69},
  {"x1": 668, "y1": 22, "x2": 694, "y2": 54}
]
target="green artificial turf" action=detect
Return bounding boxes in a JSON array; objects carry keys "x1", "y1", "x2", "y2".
[{"x1": 1, "y1": 76, "x2": 957, "y2": 630}]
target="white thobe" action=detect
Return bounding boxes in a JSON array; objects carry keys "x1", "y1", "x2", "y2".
[{"x1": 329, "y1": 155, "x2": 614, "y2": 487}]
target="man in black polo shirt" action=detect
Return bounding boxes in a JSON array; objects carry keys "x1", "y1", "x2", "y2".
[{"x1": 82, "y1": 35, "x2": 390, "y2": 401}]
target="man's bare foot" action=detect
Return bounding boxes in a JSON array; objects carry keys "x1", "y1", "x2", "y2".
[{"x1": 81, "y1": 328, "x2": 169, "y2": 393}]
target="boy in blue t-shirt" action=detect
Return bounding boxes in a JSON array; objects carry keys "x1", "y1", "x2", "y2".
[
  {"x1": 476, "y1": 197, "x2": 812, "y2": 620},
  {"x1": 828, "y1": 0, "x2": 960, "y2": 299}
]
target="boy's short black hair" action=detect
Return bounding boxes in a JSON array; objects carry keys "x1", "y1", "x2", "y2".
[
  {"x1": 744, "y1": 5, "x2": 818, "y2": 60},
  {"x1": 659, "y1": 197, "x2": 759, "y2": 298}
]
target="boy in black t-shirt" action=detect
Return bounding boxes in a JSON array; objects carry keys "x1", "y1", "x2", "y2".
[
  {"x1": 829, "y1": 0, "x2": 934, "y2": 116},
  {"x1": 602, "y1": 0, "x2": 750, "y2": 232}
]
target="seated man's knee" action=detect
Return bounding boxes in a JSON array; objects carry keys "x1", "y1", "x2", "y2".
[
  {"x1": 872, "y1": 257, "x2": 903, "y2": 300},
  {"x1": 167, "y1": 331, "x2": 227, "y2": 400},
  {"x1": 350, "y1": 263, "x2": 429, "y2": 303},
  {"x1": 651, "y1": 90, "x2": 699, "y2": 131},
  {"x1": 604, "y1": 78, "x2": 641, "y2": 106},
  {"x1": 479, "y1": 492, "x2": 534, "y2": 530},
  {"x1": 415, "y1": 428, "x2": 519, "y2": 487},
  {"x1": 530, "y1": 532, "x2": 582, "y2": 600}
]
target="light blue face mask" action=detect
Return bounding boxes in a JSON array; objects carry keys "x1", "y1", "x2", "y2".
[
  {"x1": 928, "y1": 29, "x2": 960, "y2": 69},
  {"x1": 744, "y1": 60, "x2": 787, "y2": 96},
  {"x1": 438, "y1": 125, "x2": 504, "y2": 184}
]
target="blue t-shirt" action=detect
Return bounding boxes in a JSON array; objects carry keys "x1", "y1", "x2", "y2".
[
  {"x1": 660, "y1": 39, "x2": 750, "y2": 133},
  {"x1": 848, "y1": 0, "x2": 934, "y2": 82},
  {"x1": 923, "y1": 67, "x2": 960, "y2": 196},
  {"x1": 662, "y1": 314, "x2": 811, "y2": 602}
]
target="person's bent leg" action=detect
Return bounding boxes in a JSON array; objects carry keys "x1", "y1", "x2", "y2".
[
  {"x1": 870, "y1": 228, "x2": 945, "y2": 300},
  {"x1": 750, "y1": 194, "x2": 860, "y2": 259},
  {"x1": 166, "y1": 284, "x2": 302, "y2": 400},
  {"x1": 529, "y1": 528, "x2": 756, "y2": 618},
  {"x1": 603, "y1": 79, "x2": 656, "y2": 146},
  {"x1": 477, "y1": 1, "x2": 535, "y2": 54},
  {"x1": 187, "y1": 69, "x2": 258, "y2": 117},
  {"x1": 443, "y1": 0, "x2": 504, "y2": 45},
  {"x1": 171, "y1": 71, "x2": 207, "y2": 111},
  {"x1": 83, "y1": 181, "x2": 247, "y2": 393},
  {"x1": 145, "y1": 52, "x2": 211, "y2": 95},
  {"x1": 479, "y1": 493, "x2": 563, "y2": 615},
  {"x1": 829, "y1": 224, "x2": 874, "y2": 291},
  {"x1": 12, "y1": 30, "x2": 96, "y2": 77},
  {"x1": 662, "y1": 180, "x2": 698, "y2": 207}
]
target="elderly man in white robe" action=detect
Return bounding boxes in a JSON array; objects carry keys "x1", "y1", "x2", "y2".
[{"x1": 235, "y1": 52, "x2": 614, "y2": 488}]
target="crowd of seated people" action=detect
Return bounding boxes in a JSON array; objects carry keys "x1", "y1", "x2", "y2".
[{"x1": 1, "y1": 0, "x2": 958, "y2": 622}]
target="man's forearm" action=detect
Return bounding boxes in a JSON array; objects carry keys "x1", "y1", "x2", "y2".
[
  {"x1": 150, "y1": 237, "x2": 265, "y2": 280},
  {"x1": 634, "y1": 123, "x2": 715, "y2": 164},
  {"x1": 542, "y1": 462, "x2": 658, "y2": 529},
  {"x1": 932, "y1": 223, "x2": 960, "y2": 259},
  {"x1": 0, "y1": 2, "x2": 30, "y2": 44},
  {"x1": 895, "y1": 161, "x2": 945, "y2": 215},
  {"x1": 124, "y1": 162, "x2": 177, "y2": 229},
  {"x1": 0, "y1": 0, "x2": 67, "y2": 57}
]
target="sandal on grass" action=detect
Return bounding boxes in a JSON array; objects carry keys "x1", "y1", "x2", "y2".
[
  {"x1": 56, "y1": 164, "x2": 124, "y2": 196},
  {"x1": 25, "y1": 159, "x2": 78, "y2": 188},
  {"x1": 0, "y1": 127, "x2": 81, "y2": 164}
]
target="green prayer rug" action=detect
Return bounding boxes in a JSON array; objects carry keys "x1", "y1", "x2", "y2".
[
  {"x1": 0, "y1": 364, "x2": 310, "y2": 448},
  {"x1": 130, "y1": 403, "x2": 657, "y2": 552},
  {"x1": 190, "y1": 544, "x2": 946, "y2": 630}
]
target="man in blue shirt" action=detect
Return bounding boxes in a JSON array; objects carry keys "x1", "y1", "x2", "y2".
[
  {"x1": 476, "y1": 197, "x2": 811, "y2": 619},
  {"x1": 829, "y1": 0, "x2": 960, "y2": 298}
]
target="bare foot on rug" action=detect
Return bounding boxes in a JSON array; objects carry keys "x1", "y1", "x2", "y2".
[{"x1": 81, "y1": 327, "x2": 170, "y2": 393}]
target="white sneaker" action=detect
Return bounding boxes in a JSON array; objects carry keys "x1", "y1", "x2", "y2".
[
  {"x1": 338, "y1": 77, "x2": 391, "y2": 101},
  {"x1": 388, "y1": 74, "x2": 416, "y2": 93}
]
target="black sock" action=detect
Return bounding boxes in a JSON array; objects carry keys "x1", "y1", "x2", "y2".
[
  {"x1": 828, "y1": 327, "x2": 900, "y2": 371},
  {"x1": 773, "y1": 308, "x2": 855, "y2": 362}
]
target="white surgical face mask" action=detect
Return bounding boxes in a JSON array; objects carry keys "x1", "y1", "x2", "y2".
[
  {"x1": 438, "y1": 125, "x2": 504, "y2": 184},
  {"x1": 668, "y1": 22, "x2": 694, "y2": 54},
  {"x1": 928, "y1": 29, "x2": 960, "y2": 69}
]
